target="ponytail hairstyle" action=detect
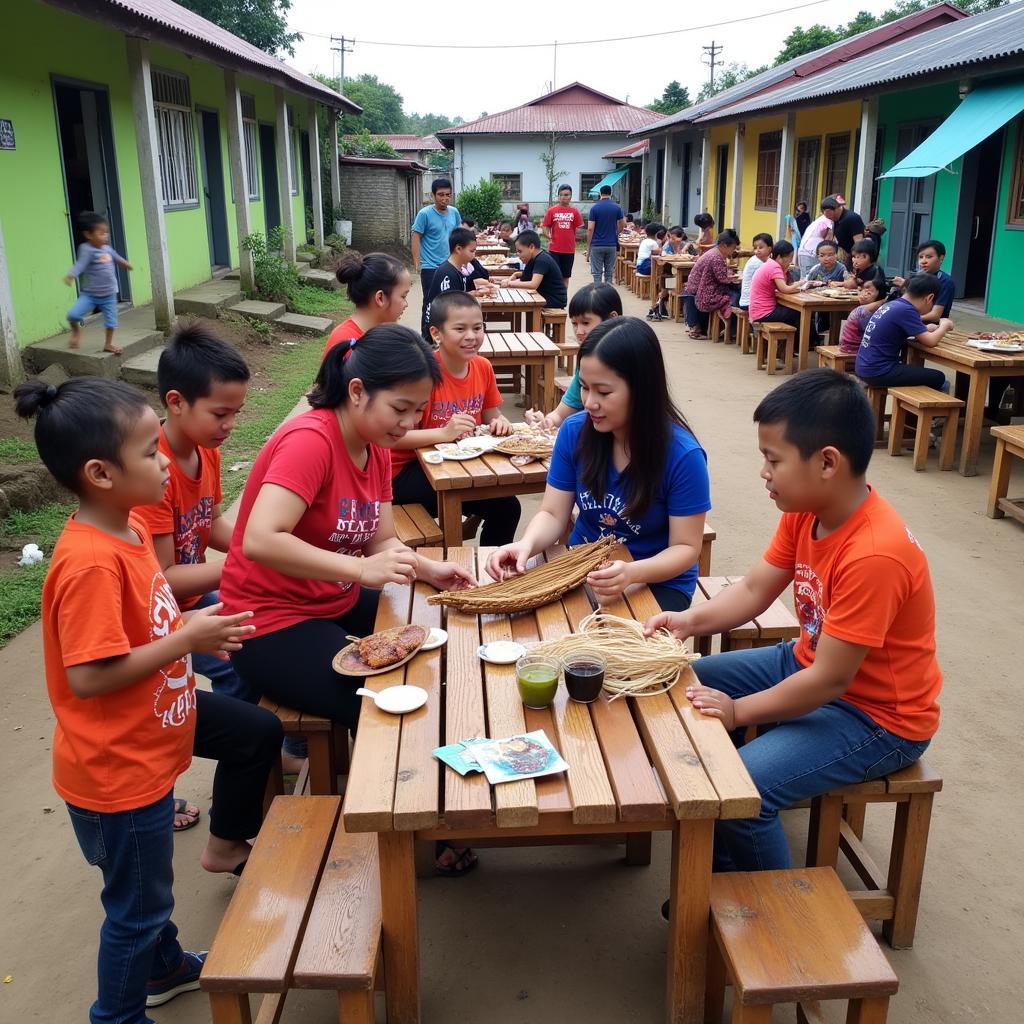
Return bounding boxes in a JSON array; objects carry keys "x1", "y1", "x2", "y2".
[
  {"x1": 568, "y1": 283, "x2": 623, "y2": 321},
  {"x1": 13, "y1": 377, "x2": 150, "y2": 494},
  {"x1": 576, "y1": 316, "x2": 695, "y2": 519},
  {"x1": 308, "y1": 324, "x2": 441, "y2": 410},
  {"x1": 334, "y1": 251, "x2": 408, "y2": 307}
]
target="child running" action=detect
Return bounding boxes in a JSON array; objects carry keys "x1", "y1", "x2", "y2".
[
  {"x1": 391, "y1": 292, "x2": 520, "y2": 544},
  {"x1": 646, "y1": 370, "x2": 939, "y2": 883},
  {"x1": 63, "y1": 211, "x2": 132, "y2": 355},
  {"x1": 17, "y1": 376, "x2": 282, "y2": 1022},
  {"x1": 487, "y1": 317, "x2": 710, "y2": 612}
]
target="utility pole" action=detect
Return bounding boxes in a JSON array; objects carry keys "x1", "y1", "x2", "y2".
[
  {"x1": 702, "y1": 40, "x2": 722, "y2": 94},
  {"x1": 552, "y1": 41, "x2": 558, "y2": 91},
  {"x1": 330, "y1": 35, "x2": 354, "y2": 93}
]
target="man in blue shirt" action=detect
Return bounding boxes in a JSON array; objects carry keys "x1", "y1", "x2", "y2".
[
  {"x1": 411, "y1": 178, "x2": 461, "y2": 339},
  {"x1": 586, "y1": 185, "x2": 625, "y2": 284}
]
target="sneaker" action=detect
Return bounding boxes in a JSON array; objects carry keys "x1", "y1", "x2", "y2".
[
  {"x1": 661, "y1": 898, "x2": 670, "y2": 921},
  {"x1": 648, "y1": 309, "x2": 663, "y2": 321},
  {"x1": 645, "y1": 309, "x2": 657, "y2": 321},
  {"x1": 146, "y1": 950, "x2": 207, "y2": 1007}
]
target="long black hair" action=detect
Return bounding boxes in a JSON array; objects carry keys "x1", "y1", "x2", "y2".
[
  {"x1": 576, "y1": 317, "x2": 695, "y2": 519},
  {"x1": 308, "y1": 324, "x2": 440, "y2": 409}
]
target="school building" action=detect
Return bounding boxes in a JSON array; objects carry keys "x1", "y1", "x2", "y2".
[{"x1": 0, "y1": 0, "x2": 358, "y2": 384}]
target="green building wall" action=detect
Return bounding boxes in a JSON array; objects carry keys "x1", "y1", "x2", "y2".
[{"x1": 988, "y1": 116, "x2": 1024, "y2": 322}]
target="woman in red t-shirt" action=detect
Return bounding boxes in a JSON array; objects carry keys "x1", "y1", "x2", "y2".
[{"x1": 321, "y1": 252, "x2": 411, "y2": 362}]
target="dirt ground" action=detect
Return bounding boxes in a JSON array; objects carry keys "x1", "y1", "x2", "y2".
[{"x1": 1, "y1": 262, "x2": 1021, "y2": 1023}]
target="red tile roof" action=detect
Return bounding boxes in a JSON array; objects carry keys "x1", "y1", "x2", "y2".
[
  {"x1": 371, "y1": 134, "x2": 445, "y2": 152},
  {"x1": 603, "y1": 140, "x2": 649, "y2": 159}
]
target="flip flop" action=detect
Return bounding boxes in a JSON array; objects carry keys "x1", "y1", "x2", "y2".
[
  {"x1": 172, "y1": 798, "x2": 201, "y2": 832},
  {"x1": 434, "y1": 843, "x2": 478, "y2": 878}
]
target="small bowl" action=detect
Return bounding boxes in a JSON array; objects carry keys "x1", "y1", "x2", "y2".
[
  {"x1": 478, "y1": 641, "x2": 527, "y2": 665},
  {"x1": 422, "y1": 451, "x2": 444, "y2": 465}
]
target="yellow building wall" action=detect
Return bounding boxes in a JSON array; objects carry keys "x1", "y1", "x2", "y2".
[
  {"x1": 738, "y1": 115, "x2": 785, "y2": 242},
  {"x1": 707, "y1": 124, "x2": 733, "y2": 223},
  {"x1": 791, "y1": 100, "x2": 862, "y2": 209}
]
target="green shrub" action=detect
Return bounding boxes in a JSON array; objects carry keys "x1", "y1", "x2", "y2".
[
  {"x1": 242, "y1": 227, "x2": 300, "y2": 302},
  {"x1": 456, "y1": 178, "x2": 504, "y2": 226}
]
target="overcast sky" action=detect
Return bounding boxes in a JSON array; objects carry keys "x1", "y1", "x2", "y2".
[{"x1": 285, "y1": 0, "x2": 903, "y2": 119}]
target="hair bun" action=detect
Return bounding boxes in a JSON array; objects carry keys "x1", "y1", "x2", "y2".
[
  {"x1": 13, "y1": 378, "x2": 59, "y2": 419},
  {"x1": 335, "y1": 251, "x2": 366, "y2": 285}
]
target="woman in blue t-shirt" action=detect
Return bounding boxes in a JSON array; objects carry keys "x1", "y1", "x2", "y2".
[{"x1": 486, "y1": 317, "x2": 710, "y2": 611}]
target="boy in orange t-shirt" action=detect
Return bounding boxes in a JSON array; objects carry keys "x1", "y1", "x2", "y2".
[
  {"x1": 646, "y1": 369, "x2": 939, "y2": 878},
  {"x1": 16, "y1": 376, "x2": 281, "y2": 1021},
  {"x1": 390, "y1": 291, "x2": 521, "y2": 544}
]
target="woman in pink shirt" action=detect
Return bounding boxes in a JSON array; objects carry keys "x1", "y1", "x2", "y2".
[{"x1": 748, "y1": 240, "x2": 803, "y2": 329}]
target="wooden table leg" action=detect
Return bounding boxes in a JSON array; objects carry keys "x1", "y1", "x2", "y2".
[
  {"x1": 959, "y1": 370, "x2": 988, "y2": 476},
  {"x1": 667, "y1": 817, "x2": 714, "y2": 1024},
  {"x1": 208, "y1": 991, "x2": 253, "y2": 1024},
  {"x1": 846, "y1": 996, "x2": 891, "y2": 1023},
  {"x1": 439, "y1": 491, "x2": 463, "y2": 549},
  {"x1": 542, "y1": 354, "x2": 555, "y2": 411},
  {"x1": 528, "y1": 307, "x2": 541, "y2": 332},
  {"x1": 987, "y1": 436, "x2": 1010, "y2": 516},
  {"x1": 379, "y1": 831, "x2": 420, "y2": 1024},
  {"x1": 797, "y1": 309, "x2": 812, "y2": 371}
]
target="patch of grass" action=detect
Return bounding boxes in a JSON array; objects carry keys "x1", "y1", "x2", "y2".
[
  {"x1": 0, "y1": 437, "x2": 39, "y2": 464},
  {"x1": 288, "y1": 285, "x2": 351, "y2": 316},
  {"x1": 0, "y1": 562, "x2": 50, "y2": 648},
  {"x1": 0, "y1": 502, "x2": 72, "y2": 549}
]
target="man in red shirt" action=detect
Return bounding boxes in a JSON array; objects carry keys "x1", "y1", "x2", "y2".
[{"x1": 541, "y1": 184, "x2": 584, "y2": 289}]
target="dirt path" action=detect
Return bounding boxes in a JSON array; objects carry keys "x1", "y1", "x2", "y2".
[{"x1": 0, "y1": 265, "x2": 1020, "y2": 1022}]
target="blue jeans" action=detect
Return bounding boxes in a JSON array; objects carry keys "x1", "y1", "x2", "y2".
[
  {"x1": 68, "y1": 291, "x2": 119, "y2": 328},
  {"x1": 693, "y1": 641, "x2": 930, "y2": 871},
  {"x1": 67, "y1": 792, "x2": 182, "y2": 1024},
  {"x1": 589, "y1": 245, "x2": 616, "y2": 283},
  {"x1": 861, "y1": 362, "x2": 949, "y2": 393}
]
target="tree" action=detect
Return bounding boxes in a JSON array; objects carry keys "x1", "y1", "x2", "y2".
[
  {"x1": 647, "y1": 81, "x2": 691, "y2": 116},
  {"x1": 696, "y1": 63, "x2": 765, "y2": 103},
  {"x1": 341, "y1": 128, "x2": 398, "y2": 159},
  {"x1": 334, "y1": 74, "x2": 407, "y2": 135},
  {"x1": 539, "y1": 133, "x2": 569, "y2": 204},
  {"x1": 456, "y1": 178, "x2": 504, "y2": 226},
  {"x1": 177, "y1": 0, "x2": 300, "y2": 55},
  {"x1": 405, "y1": 112, "x2": 463, "y2": 135}
]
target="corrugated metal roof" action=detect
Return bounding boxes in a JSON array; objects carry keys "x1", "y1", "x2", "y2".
[
  {"x1": 87, "y1": 0, "x2": 357, "y2": 109},
  {"x1": 603, "y1": 140, "x2": 649, "y2": 159},
  {"x1": 368, "y1": 134, "x2": 445, "y2": 152},
  {"x1": 699, "y1": 3, "x2": 1024, "y2": 121},
  {"x1": 339, "y1": 155, "x2": 427, "y2": 172}
]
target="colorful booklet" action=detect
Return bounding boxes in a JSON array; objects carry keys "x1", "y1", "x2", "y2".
[{"x1": 433, "y1": 730, "x2": 568, "y2": 785}]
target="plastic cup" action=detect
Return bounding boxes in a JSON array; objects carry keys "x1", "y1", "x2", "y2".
[
  {"x1": 515, "y1": 655, "x2": 560, "y2": 709},
  {"x1": 562, "y1": 653, "x2": 606, "y2": 703}
]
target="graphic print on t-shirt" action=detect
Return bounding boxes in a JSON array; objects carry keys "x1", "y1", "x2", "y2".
[
  {"x1": 329, "y1": 497, "x2": 382, "y2": 591},
  {"x1": 174, "y1": 496, "x2": 214, "y2": 564},
  {"x1": 793, "y1": 563, "x2": 825, "y2": 651},
  {"x1": 148, "y1": 573, "x2": 196, "y2": 729},
  {"x1": 578, "y1": 489, "x2": 643, "y2": 536}
]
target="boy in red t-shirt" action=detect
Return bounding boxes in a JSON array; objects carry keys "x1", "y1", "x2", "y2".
[
  {"x1": 542, "y1": 184, "x2": 584, "y2": 288},
  {"x1": 15, "y1": 376, "x2": 280, "y2": 1021},
  {"x1": 647, "y1": 369, "x2": 940, "y2": 881},
  {"x1": 391, "y1": 291, "x2": 521, "y2": 544}
]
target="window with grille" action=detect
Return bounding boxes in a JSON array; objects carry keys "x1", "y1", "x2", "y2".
[
  {"x1": 793, "y1": 137, "x2": 820, "y2": 210},
  {"x1": 491, "y1": 173, "x2": 522, "y2": 201},
  {"x1": 580, "y1": 172, "x2": 604, "y2": 198},
  {"x1": 754, "y1": 131, "x2": 782, "y2": 210},
  {"x1": 241, "y1": 93, "x2": 259, "y2": 200},
  {"x1": 152, "y1": 69, "x2": 198, "y2": 208},
  {"x1": 1008, "y1": 124, "x2": 1024, "y2": 225},
  {"x1": 288, "y1": 105, "x2": 299, "y2": 195},
  {"x1": 824, "y1": 133, "x2": 851, "y2": 198}
]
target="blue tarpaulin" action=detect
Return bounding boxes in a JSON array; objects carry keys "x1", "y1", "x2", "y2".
[{"x1": 587, "y1": 167, "x2": 629, "y2": 195}]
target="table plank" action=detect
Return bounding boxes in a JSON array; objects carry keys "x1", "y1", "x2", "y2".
[{"x1": 417, "y1": 451, "x2": 470, "y2": 492}]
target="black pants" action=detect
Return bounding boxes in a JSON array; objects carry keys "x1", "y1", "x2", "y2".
[
  {"x1": 649, "y1": 585, "x2": 693, "y2": 613},
  {"x1": 230, "y1": 587, "x2": 382, "y2": 734},
  {"x1": 393, "y1": 461, "x2": 521, "y2": 546},
  {"x1": 759, "y1": 305, "x2": 801, "y2": 329},
  {"x1": 420, "y1": 268, "x2": 436, "y2": 340},
  {"x1": 193, "y1": 688, "x2": 283, "y2": 840},
  {"x1": 861, "y1": 363, "x2": 947, "y2": 391}
]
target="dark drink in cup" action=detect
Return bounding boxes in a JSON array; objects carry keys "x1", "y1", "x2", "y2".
[{"x1": 563, "y1": 654, "x2": 605, "y2": 703}]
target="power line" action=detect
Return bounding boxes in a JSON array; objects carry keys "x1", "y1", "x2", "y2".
[{"x1": 295, "y1": 0, "x2": 833, "y2": 51}]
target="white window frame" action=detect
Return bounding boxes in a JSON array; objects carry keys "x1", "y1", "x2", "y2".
[
  {"x1": 151, "y1": 68, "x2": 199, "y2": 210},
  {"x1": 288, "y1": 105, "x2": 299, "y2": 196},
  {"x1": 491, "y1": 172, "x2": 522, "y2": 201},
  {"x1": 241, "y1": 93, "x2": 259, "y2": 201},
  {"x1": 580, "y1": 172, "x2": 604, "y2": 198}
]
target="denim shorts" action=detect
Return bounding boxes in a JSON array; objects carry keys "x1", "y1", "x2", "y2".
[{"x1": 68, "y1": 290, "x2": 119, "y2": 329}]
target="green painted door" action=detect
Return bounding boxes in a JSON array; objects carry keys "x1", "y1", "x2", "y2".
[{"x1": 885, "y1": 122, "x2": 937, "y2": 277}]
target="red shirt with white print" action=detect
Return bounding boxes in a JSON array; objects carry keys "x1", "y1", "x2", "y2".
[
  {"x1": 220, "y1": 408, "x2": 392, "y2": 637},
  {"x1": 542, "y1": 204, "x2": 584, "y2": 253}
]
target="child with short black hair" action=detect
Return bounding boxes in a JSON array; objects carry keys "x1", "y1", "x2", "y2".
[
  {"x1": 63, "y1": 211, "x2": 133, "y2": 355},
  {"x1": 803, "y1": 239, "x2": 848, "y2": 336},
  {"x1": 739, "y1": 233, "x2": 773, "y2": 311},
  {"x1": 16, "y1": 375, "x2": 282, "y2": 1021},
  {"x1": 508, "y1": 229, "x2": 567, "y2": 309},
  {"x1": 839, "y1": 266, "x2": 887, "y2": 355},
  {"x1": 843, "y1": 238, "x2": 879, "y2": 289},
  {"x1": 422, "y1": 227, "x2": 494, "y2": 338},
  {"x1": 647, "y1": 368, "x2": 939, "y2": 882},
  {"x1": 909, "y1": 240, "x2": 955, "y2": 323}
]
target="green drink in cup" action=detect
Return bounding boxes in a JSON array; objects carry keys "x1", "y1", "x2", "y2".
[{"x1": 516, "y1": 655, "x2": 560, "y2": 709}]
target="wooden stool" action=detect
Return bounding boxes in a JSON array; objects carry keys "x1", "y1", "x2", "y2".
[
  {"x1": 709, "y1": 309, "x2": 732, "y2": 344},
  {"x1": 624, "y1": 261, "x2": 636, "y2": 290},
  {"x1": 987, "y1": 424, "x2": 1024, "y2": 520},
  {"x1": 817, "y1": 344, "x2": 856, "y2": 374},
  {"x1": 706, "y1": 867, "x2": 899, "y2": 1023},
  {"x1": 755, "y1": 322, "x2": 796, "y2": 375},
  {"x1": 668, "y1": 288, "x2": 683, "y2": 323},
  {"x1": 635, "y1": 273, "x2": 651, "y2": 300},
  {"x1": 614, "y1": 252, "x2": 627, "y2": 284},
  {"x1": 260, "y1": 699, "x2": 349, "y2": 803},
  {"x1": 392, "y1": 503, "x2": 442, "y2": 548},
  {"x1": 887, "y1": 385, "x2": 964, "y2": 471},
  {"x1": 733, "y1": 307, "x2": 751, "y2": 353},
  {"x1": 863, "y1": 384, "x2": 889, "y2": 446},
  {"x1": 541, "y1": 306, "x2": 566, "y2": 345}
]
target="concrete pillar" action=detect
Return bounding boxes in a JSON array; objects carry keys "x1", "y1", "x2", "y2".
[
  {"x1": 126, "y1": 36, "x2": 174, "y2": 331},
  {"x1": 329, "y1": 112, "x2": 341, "y2": 219},
  {"x1": 308, "y1": 99, "x2": 325, "y2": 248},
  {"x1": 699, "y1": 130, "x2": 711, "y2": 216},
  {"x1": 639, "y1": 149, "x2": 649, "y2": 216},
  {"x1": 0, "y1": 218, "x2": 24, "y2": 388},
  {"x1": 223, "y1": 71, "x2": 254, "y2": 295},
  {"x1": 854, "y1": 96, "x2": 880, "y2": 218},
  {"x1": 274, "y1": 87, "x2": 296, "y2": 262},
  {"x1": 729, "y1": 123, "x2": 745, "y2": 233},
  {"x1": 776, "y1": 111, "x2": 797, "y2": 242},
  {"x1": 662, "y1": 139, "x2": 672, "y2": 224},
  {"x1": 663, "y1": 135, "x2": 680, "y2": 226}
]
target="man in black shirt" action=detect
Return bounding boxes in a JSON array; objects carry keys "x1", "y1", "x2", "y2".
[
  {"x1": 507, "y1": 230, "x2": 567, "y2": 309},
  {"x1": 822, "y1": 194, "x2": 865, "y2": 268}
]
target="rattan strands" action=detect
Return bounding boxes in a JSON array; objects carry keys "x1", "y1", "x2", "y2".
[{"x1": 495, "y1": 435, "x2": 556, "y2": 458}]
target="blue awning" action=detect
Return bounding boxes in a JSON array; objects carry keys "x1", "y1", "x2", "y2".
[
  {"x1": 881, "y1": 79, "x2": 1024, "y2": 178},
  {"x1": 587, "y1": 167, "x2": 629, "y2": 196}
]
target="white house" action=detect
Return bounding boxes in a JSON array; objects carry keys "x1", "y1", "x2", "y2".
[{"x1": 437, "y1": 84, "x2": 662, "y2": 218}]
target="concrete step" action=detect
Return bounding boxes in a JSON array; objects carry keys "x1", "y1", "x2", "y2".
[
  {"x1": 276, "y1": 312, "x2": 332, "y2": 336},
  {"x1": 24, "y1": 306, "x2": 163, "y2": 378},
  {"x1": 119, "y1": 346, "x2": 164, "y2": 389},
  {"x1": 174, "y1": 280, "x2": 243, "y2": 317},
  {"x1": 228, "y1": 299, "x2": 286, "y2": 322},
  {"x1": 298, "y1": 268, "x2": 337, "y2": 291},
  {"x1": 222, "y1": 268, "x2": 241, "y2": 281},
  {"x1": 295, "y1": 251, "x2": 315, "y2": 264}
]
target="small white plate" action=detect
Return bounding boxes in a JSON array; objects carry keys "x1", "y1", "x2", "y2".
[
  {"x1": 422, "y1": 627, "x2": 448, "y2": 651},
  {"x1": 478, "y1": 641, "x2": 527, "y2": 665},
  {"x1": 356, "y1": 684, "x2": 427, "y2": 715},
  {"x1": 434, "y1": 443, "x2": 486, "y2": 461}
]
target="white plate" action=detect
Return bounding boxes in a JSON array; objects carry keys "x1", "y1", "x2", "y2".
[
  {"x1": 356, "y1": 684, "x2": 427, "y2": 715},
  {"x1": 434, "y1": 443, "x2": 487, "y2": 461},
  {"x1": 422, "y1": 627, "x2": 448, "y2": 651},
  {"x1": 478, "y1": 641, "x2": 527, "y2": 665},
  {"x1": 967, "y1": 339, "x2": 1023, "y2": 352}
]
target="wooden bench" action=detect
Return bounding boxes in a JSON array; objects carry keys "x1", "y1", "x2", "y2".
[
  {"x1": 706, "y1": 867, "x2": 899, "y2": 1023},
  {"x1": 732, "y1": 307, "x2": 751, "y2": 354},
  {"x1": 260, "y1": 698, "x2": 349, "y2": 801},
  {"x1": 817, "y1": 344, "x2": 856, "y2": 374},
  {"x1": 201, "y1": 796, "x2": 382, "y2": 1024},
  {"x1": 887, "y1": 385, "x2": 964, "y2": 471},
  {"x1": 634, "y1": 272, "x2": 651, "y2": 300},
  {"x1": 987, "y1": 424, "x2": 1024, "y2": 520},
  {"x1": 864, "y1": 384, "x2": 888, "y2": 446},
  {"x1": 692, "y1": 575, "x2": 799, "y2": 657},
  {"x1": 804, "y1": 758, "x2": 942, "y2": 949},
  {"x1": 708, "y1": 308, "x2": 733, "y2": 344},
  {"x1": 754, "y1": 322, "x2": 796, "y2": 375},
  {"x1": 392, "y1": 503, "x2": 442, "y2": 548},
  {"x1": 541, "y1": 306, "x2": 566, "y2": 346}
]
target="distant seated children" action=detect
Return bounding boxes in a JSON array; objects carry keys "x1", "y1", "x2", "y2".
[
  {"x1": 843, "y1": 238, "x2": 879, "y2": 289},
  {"x1": 633, "y1": 222, "x2": 664, "y2": 319},
  {"x1": 693, "y1": 212, "x2": 715, "y2": 254},
  {"x1": 839, "y1": 266, "x2": 887, "y2": 355},
  {"x1": 804, "y1": 239, "x2": 848, "y2": 335},
  {"x1": 739, "y1": 233, "x2": 773, "y2": 311},
  {"x1": 422, "y1": 227, "x2": 493, "y2": 339},
  {"x1": 894, "y1": 240, "x2": 955, "y2": 324},
  {"x1": 390, "y1": 292, "x2": 521, "y2": 544},
  {"x1": 856, "y1": 272, "x2": 953, "y2": 391},
  {"x1": 663, "y1": 225, "x2": 686, "y2": 256},
  {"x1": 508, "y1": 230, "x2": 567, "y2": 309},
  {"x1": 322, "y1": 252, "x2": 410, "y2": 361},
  {"x1": 525, "y1": 283, "x2": 622, "y2": 431},
  {"x1": 497, "y1": 221, "x2": 514, "y2": 246},
  {"x1": 461, "y1": 218, "x2": 476, "y2": 231},
  {"x1": 17, "y1": 375, "x2": 281, "y2": 1022},
  {"x1": 645, "y1": 370, "x2": 940, "y2": 879}
]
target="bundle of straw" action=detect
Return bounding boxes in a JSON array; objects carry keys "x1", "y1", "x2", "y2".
[
  {"x1": 530, "y1": 612, "x2": 697, "y2": 699},
  {"x1": 427, "y1": 536, "x2": 617, "y2": 614}
]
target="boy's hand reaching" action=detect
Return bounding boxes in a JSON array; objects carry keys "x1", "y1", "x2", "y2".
[
  {"x1": 443, "y1": 413, "x2": 478, "y2": 442},
  {"x1": 644, "y1": 610, "x2": 693, "y2": 640},
  {"x1": 181, "y1": 603, "x2": 255, "y2": 659},
  {"x1": 685, "y1": 683, "x2": 736, "y2": 730},
  {"x1": 488, "y1": 415, "x2": 514, "y2": 437}
]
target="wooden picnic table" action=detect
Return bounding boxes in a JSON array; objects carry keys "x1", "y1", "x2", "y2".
[
  {"x1": 478, "y1": 287, "x2": 546, "y2": 332},
  {"x1": 479, "y1": 330, "x2": 560, "y2": 411},
  {"x1": 776, "y1": 290, "x2": 860, "y2": 371},
  {"x1": 342, "y1": 545, "x2": 761, "y2": 1024},
  {"x1": 906, "y1": 329, "x2": 1024, "y2": 476},
  {"x1": 475, "y1": 242, "x2": 510, "y2": 256},
  {"x1": 652, "y1": 254, "x2": 697, "y2": 300}
]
